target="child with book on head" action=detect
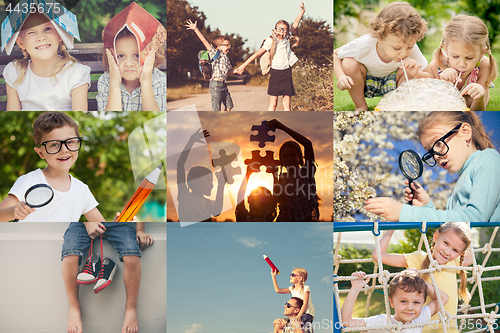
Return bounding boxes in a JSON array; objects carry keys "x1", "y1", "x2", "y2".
[
  {"x1": 3, "y1": 9, "x2": 89, "y2": 111},
  {"x1": 372, "y1": 223, "x2": 473, "y2": 333},
  {"x1": 272, "y1": 267, "x2": 315, "y2": 330},
  {"x1": 334, "y1": 2, "x2": 433, "y2": 111},
  {"x1": 234, "y1": 2, "x2": 305, "y2": 111},
  {"x1": 427, "y1": 15, "x2": 498, "y2": 111},
  {"x1": 266, "y1": 119, "x2": 319, "y2": 221},
  {"x1": 235, "y1": 163, "x2": 277, "y2": 222},
  {"x1": 97, "y1": 2, "x2": 166, "y2": 111},
  {"x1": 186, "y1": 20, "x2": 235, "y2": 111},
  {"x1": 176, "y1": 128, "x2": 225, "y2": 222},
  {"x1": 342, "y1": 270, "x2": 448, "y2": 332},
  {"x1": 365, "y1": 111, "x2": 500, "y2": 222}
]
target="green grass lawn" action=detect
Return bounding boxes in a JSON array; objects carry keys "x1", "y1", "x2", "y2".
[{"x1": 334, "y1": 53, "x2": 500, "y2": 111}]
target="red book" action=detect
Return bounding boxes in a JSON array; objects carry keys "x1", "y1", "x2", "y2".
[{"x1": 102, "y1": 2, "x2": 166, "y2": 65}]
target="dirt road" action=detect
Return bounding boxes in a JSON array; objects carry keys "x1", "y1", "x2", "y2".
[{"x1": 167, "y1": 83, "x2": 285, "y2": 111}]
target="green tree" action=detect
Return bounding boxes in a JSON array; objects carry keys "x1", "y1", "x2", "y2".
[
  {"x1": 294, "y1": 17, "x2": 333, "y2": 66},
  {"x1": 0, "y1": 111, "x2": 166, "y2": 222},
  {"x1": 459, "y1": 0, "x2": 500, "y2": 48}
]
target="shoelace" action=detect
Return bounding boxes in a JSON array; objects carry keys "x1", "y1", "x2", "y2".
[
  {"x1": 81, "y1": 235, "x2": 104, "y2": 275},
  {"x1": 97, "y1": 235, "x2": 104, "y2": 280}
]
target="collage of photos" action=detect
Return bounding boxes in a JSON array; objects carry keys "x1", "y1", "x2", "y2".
[{"x1": 0, "y1": 0, "x2": 500, "y2": 333}]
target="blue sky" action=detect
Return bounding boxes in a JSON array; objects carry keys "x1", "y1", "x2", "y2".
[
  {"x1": 185, "y1": 0, "x2": 333, "y2": 52},
  {"x1": 167, "y1": 222, "x2": 333, "y2": 333}
]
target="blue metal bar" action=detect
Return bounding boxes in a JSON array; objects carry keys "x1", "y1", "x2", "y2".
[
  {"x1": 333, "y1": 279, "x2": 341, "y2": 333},
  {"x1": 334, "y1": 222, "x2": 500, "y2": 233}
]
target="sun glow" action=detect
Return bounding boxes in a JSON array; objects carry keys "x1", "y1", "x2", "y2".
[{"x1": 244, "y1": 172, "x2": 274, "y2": 199}]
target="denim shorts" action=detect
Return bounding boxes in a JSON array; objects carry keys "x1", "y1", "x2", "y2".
[
  {"x1": 209, "y1": 79, "x2": 233, "y2": 111},
  {"x1": 61, "y1": 222, "x2": 141, "y2": 263}
]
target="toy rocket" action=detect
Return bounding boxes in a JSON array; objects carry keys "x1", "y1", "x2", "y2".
[
  {"x1": 263, "y1": 254, "x2": 279, "y2": 274},
  {"x1": 115, "y1": 163, "x2": 163, "y2": 222}
]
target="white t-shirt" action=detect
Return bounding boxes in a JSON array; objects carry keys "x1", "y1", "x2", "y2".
[
  {"x1": 364, "y1": 305, "x2": 432, "y2": 333},
  {"x1": 177, "y1": 187, "x2": 214, "y2": 222},
  {"x1": 8, "y1": 169, "x2": 98, "y2": 222},
  {"x1": 262, "y1": 37, "x2": 298, "y2": 70},
  {"x1": 337, "y1": 34, "x2": 428, "y2": 77},
  {"x1": 3, "y1": 60, "x2": 91, "y2": 111},
  {"x1": 289, "y1": 285, "x2": 315, "y2": 317}
]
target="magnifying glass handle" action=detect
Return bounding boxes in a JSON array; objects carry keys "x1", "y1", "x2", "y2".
[
  {"x1": 408, "y1": 179, "x2": 413, "y2": 206},
  {"x1": 12, "y1": 219, "x2": 19, "y2": 222}
]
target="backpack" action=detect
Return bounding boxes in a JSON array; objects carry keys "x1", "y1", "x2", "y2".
[
  {"x1": 198, "y1": 49, "x2": 221, "y2": 79},
  {"x1": 259, "y1": 35, "x2": 277, "y2": 75},
  {"x1": 259, "y1": 34, "x2": 300, "y2": 75}
]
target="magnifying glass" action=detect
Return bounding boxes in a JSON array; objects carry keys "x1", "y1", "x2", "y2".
[
  {"x1": 13, "y1": 184, "x2": 54, "y2": 222},
  {"x1": 398, "y1": 150, "x2": 423, "y2": 206}
]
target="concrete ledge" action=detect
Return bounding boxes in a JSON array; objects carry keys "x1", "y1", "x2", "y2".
[{"x1": 0, "y1": 222, "x2": 166, "y2": 333}]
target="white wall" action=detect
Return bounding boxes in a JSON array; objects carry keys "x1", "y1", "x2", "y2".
[{"x1": 0, "y1": 222, "x2": 166, "y2": 333}]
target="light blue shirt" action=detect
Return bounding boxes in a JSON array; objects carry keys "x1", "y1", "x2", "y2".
[{"x1": 399, "y1": 149, "x2": 500, "y2": 222}]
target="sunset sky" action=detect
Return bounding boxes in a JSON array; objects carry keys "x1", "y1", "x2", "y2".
[{"x1": 167, "y1": 111, "x2": 333, "y2": 221}]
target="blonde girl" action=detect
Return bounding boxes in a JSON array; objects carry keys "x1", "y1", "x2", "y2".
[
  {"x1": 373, "y1": 222, "x2": 473, "y2": 333},
  {"x1": 272, "y1": 267, "x2": 315, "y2": 329},
  {"x1": 234, "y1": 2, "x2": 305, "y2": 111},
  {"x1": 4, "y1": 12, "x2": 89, "y2": 111},
  {"x1": 365, "y1": 111, "x2": 500, "y2": 222},
  {"x1": 428, "y1": 15, "x2": 498, "y2": 111}
]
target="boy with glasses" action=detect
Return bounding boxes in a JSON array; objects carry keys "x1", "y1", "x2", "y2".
[
  {"x1": 186, "y1": 20, "x2": 235, "y2": 111},
  {"x1": 0, "y1": 111, "x2": 153, "y2": 332}
]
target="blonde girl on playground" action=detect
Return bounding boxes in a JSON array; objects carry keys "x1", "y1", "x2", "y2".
[
  {"x1": 272, "y1": 267, "x2": 315, "y2": 329},
  {"x1": 372, "y1": 222, "x2": 473, "y2": 333},
  {"x1": 4, "y1": 12, "x2": 89, "y2": 111},
  {"x1": 365, "y1": 111, "x2": 500, "y2": 222},
  {"x1": 234, "y1": 2, "x2": 305, "y2": 111},
  {"x1": 427, "y1": 15, "x2": 498, "y2": 111}
]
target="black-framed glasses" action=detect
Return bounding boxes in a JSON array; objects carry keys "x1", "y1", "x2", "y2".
[
  {"x1": 285, "y1": 302, "x2": 299, "y2": 308},
  {"x1": 38, "y1": 137, "x2": 83, "y2": 154},
  {"x1": 422, "y1": 124, "x2": 462, "y2": 167},
  {"x1": 275, "y1": 27, "x2": 287, "y2": 32}
]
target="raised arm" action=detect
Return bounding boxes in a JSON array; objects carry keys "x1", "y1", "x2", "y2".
[
  {"x1": 177, "y1": 129, "x2": 210, "y2": 193},
  {"x1": 267, "y1": 119, "x2": 314, "y2": 162},
  {"x1": 186, "y1": 20, "x2": 213, "y2": 51},
  {"x1": 371, "y1": 230, "x2": 408, "y2": 267},
  {"x1": 272, "y1": 270, "x2": 291, "y2": 294},
  {"x1": 211, "y1": 170, "x2": 225, "y2": 217},
  {"x1": 290, "y1": 2, "x2": 305, "y2": 34},
  {"x1": 341, "y1": 271, "x2": 369, "y2": 328}
]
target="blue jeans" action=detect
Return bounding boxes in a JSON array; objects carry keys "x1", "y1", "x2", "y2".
[
  {"x1": 209, "y1": 80, "x2": 233, "y2": 111},
  {"x1": 61, "y1": 222, "x2": 141, "y2": 263}
]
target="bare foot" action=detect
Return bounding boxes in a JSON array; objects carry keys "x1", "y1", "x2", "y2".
[
  {"x1": 122, "y1": 308, "x2": 138, "y2": 333},
  {"x1": 354, "y1": 106, "x2": 369, "y2": 111},
  {"x1": 68, "y1": 305, "x2": 83, "y2": 333}
]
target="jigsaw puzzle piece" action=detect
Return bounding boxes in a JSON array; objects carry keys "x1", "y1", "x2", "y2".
[
  {"x1": 212, "y1": 149, "x2": 241, "y2": 184},
  {"x1": 250, "y1": 121, "x2": 276, "y2": 148},
  {"x1": 244, "y1": 150, "x2": 280, "y2": 173}
]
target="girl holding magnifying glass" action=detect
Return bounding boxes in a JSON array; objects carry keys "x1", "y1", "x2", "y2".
[{"x1": 365, "y1": 111, "x2": 500, "y2": 222}]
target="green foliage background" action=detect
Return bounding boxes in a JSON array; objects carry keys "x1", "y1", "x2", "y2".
[{"x1": 0, "y1": 111, "x2": 166, "y2": 222}]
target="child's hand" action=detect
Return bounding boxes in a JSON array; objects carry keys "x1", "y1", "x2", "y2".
[
  {"x1": 139, "y1": 50, "x2": 155, "y2": 85},
  {"x1": 136, "y1": 231, "x2": 154, "y2": 250},
  {"x1": 439, "y1": 68, "x2": 461, "y2": 84},
  {"x1": 274, "y1": 318, "x2": 287, "y2": 329},
  {"x1": 271, "y1": 269, "x2": 278, "y2": 277},
  {"x1": 266, "y1": 119, "x2": 282, "y2": 131},
  {"x1": 299, "y1": 2, "x2": 305, "y2": 13},
  {"x1": 185, "y1": 20, "x2": 197, "y2": 31},
  {"x1": 234, "y1": 66, "x2": 244, "y2": 75},
  {"x1": 13, "y1": 201, "x2": 35, "y2": 221},
  {"x1": 364, "y1": 197, "x2": 403, "y2": 222},
  {"x1": 106, "y1": 49, "x2": 122, "y2": 86},
  {"x1": 190, "y1": 128, "x2": 210, "y2": 143},
  {"x1": 84, "y1": 222, "x2": 106, "y2": 239},
  {"x1": 337, "y1": 74, "x2": 354, "y2": 90},
  {"x1": 461, "y1": 83, "x2": 485, "y2": 100},
  {"x1": 404, "y1": 180, "x2": 430, "y2": 206},
  {"x1": 400, "y1": 58, "x2": 422, "y2": 77},
  {"x1": 351, "y1": 271, "x2": 371, "y2": 289}
]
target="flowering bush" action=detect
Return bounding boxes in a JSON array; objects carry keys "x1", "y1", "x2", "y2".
[
  {"x1": 291, "y1": 59, "x2": 334, "y2": 111},
  {"x1": 334, "y1": 111, "x2": 455, "y2": 222}
]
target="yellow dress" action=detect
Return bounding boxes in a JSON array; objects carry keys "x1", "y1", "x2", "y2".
[{"x1": 404, "y1": 250, "x2": 461, "y2": 333}]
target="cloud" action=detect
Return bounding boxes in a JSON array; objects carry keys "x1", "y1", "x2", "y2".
[
  {"x1": 182, "y1": 323, "x2": 203, "y2": 333},
  {"x1": 321, "y1": 276, "x2": 330, "y2": 284},
  {"x1": 235, "y1": 237, "x2": 268, "y2": 248}
]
